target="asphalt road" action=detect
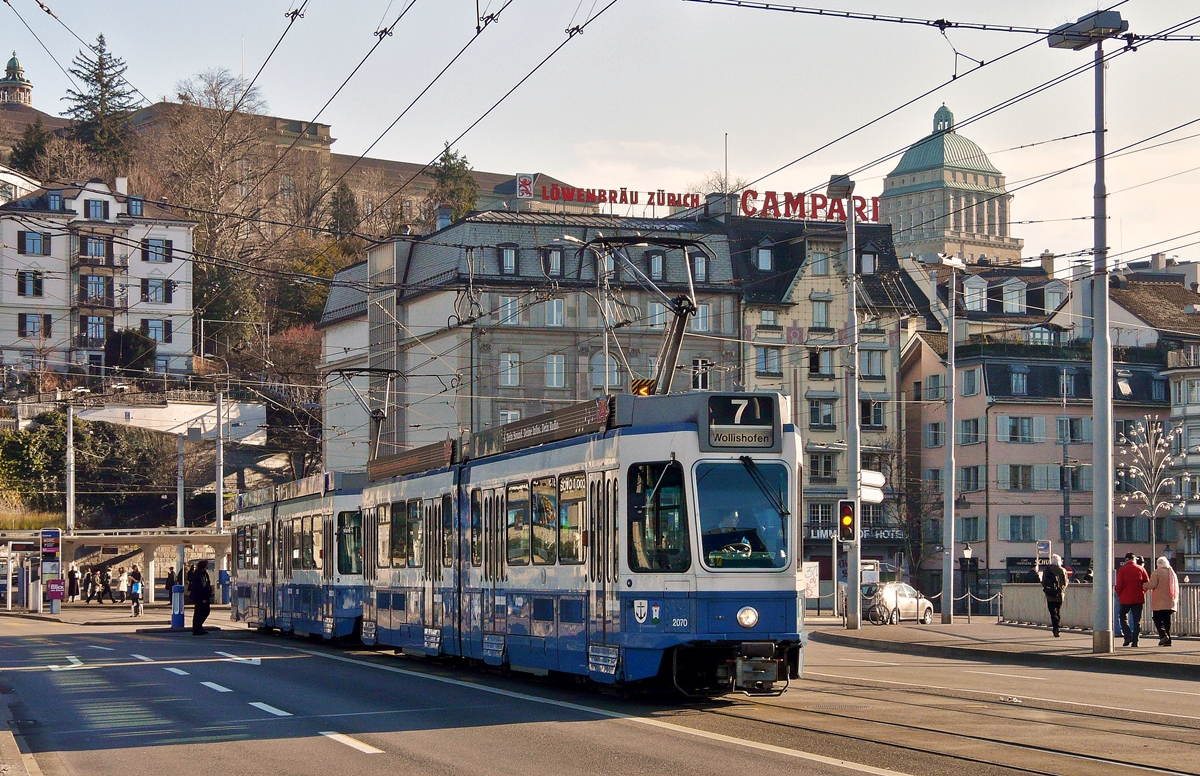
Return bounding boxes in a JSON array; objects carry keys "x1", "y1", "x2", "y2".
[{"x1": 2, "y1": 616, "x2": 1198, "y2": 776}]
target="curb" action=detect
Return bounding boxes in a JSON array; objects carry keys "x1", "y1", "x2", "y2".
[
  {"x1": 808, "y1": 629, "x2": 1200, "y2": 681},
  {"x1": 0, "y1": 728, "x2": 31, "y2": 776}
]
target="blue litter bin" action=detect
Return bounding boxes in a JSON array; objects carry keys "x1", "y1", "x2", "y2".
[
  {"x1": 219, "y1": 570, "x2": 230, "y2": 605},
  {"x1": 171, "y1": 584, "x2": 185, "y2": 629}
]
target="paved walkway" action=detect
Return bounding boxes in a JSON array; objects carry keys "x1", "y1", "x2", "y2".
[
  {"x1": 0, "y1": 601, "x2": 231, "y2": 628},
  {"x1": 807, "y1": 615, "x2": 1200, "y2": 679}
]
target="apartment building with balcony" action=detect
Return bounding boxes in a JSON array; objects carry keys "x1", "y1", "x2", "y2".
[{"x1": 0, "y1": 178, "x2": 196, "y2": 378}]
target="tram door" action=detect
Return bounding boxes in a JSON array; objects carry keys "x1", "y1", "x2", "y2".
[
  {"x1": 587, "y1": 470, "x2": 620, "y2": 645},
  {"x1": 482, "y1": 488, "x2": 505, "y2": 640},
  {"x1": 423, "y1": 500, "x2": 440, "y2": 649}
]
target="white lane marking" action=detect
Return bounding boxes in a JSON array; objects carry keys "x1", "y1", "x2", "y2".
[
  {"x1": 294, "y1": 649, "x2": 915, "y2": 776},
  {"x1": 837, "y1": 658, "x2": 900, "y2": 666},
  {"x1": 131, "y1": 654, "x2": 153, "y2": 662},
  {"x1": 87, "y1": 645, "x2": 115, "y2": 651},
  {"x1": 201, "y1": 681, "x2": 232, "y2": 693},
  {"x1": 216, "y1": 650, "x2": 261, "y2": 666},
  {"x1": 964, "y1": 670, "x2": 1039, "y2": 680},
  {"x1": 319, "y1": 731, "x2": 383, "y2": 754},
  {"x1": 1145, "y1": 688, "x2": 1200, "y2": 697},
  {"x1": 249, "y1": 702, "x2": 292, "y2": 717},
  {"x1": 164, "y1": 667, "x2": 190, "y2": 676},
  {"x1": 49, "y1": 656, "x2": 83, "y2": 671},
  {"x1": 806, "y1": 671, "x2": 1200, "y2": 722}
]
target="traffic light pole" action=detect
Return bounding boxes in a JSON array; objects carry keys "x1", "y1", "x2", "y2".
[
  {"x1": 841, "y1": 183, "x2": 861, "y2": 631},
  {"x1": 942, "y1": 266, "x2": 957, "y2": 624}
]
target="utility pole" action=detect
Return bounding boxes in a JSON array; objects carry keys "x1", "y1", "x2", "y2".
[
  {"x1": 176, "y1": 433, "x2": 186, "y2": 579},
  {"x1": 942, "y1": 264, "x2": 957, "y2": 624},
  {"x1": 65, "y1": 405, "x2": 75, "y2": 534},
  {"x1": 1061, "y1": 369, "x2": 1073, "y2": 570},
  {"x1": 216, "y1": 393, "x2": 224, "y2": 533}
]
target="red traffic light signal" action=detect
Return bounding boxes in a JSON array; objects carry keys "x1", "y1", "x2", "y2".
[{"x1": 837, "y1": 499, "x2": 856, "y2": 542}]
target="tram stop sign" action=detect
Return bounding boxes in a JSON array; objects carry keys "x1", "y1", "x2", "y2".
[{"x1": 859, "y1": 469, "x2": 886, "y2": 505}]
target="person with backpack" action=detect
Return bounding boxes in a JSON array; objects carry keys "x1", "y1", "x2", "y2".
[
  {"x1": 1040, "y1": 554, "x2": 1069, "y2": 637},
  {"x1": 189, "y1": 559, "x2": 213, "y2": 635},
  {"x1": 1116, "y1": 552, "x2": 1151, "y2": 647},
  {"x1": 98, "y1": 568, "x2": 115, "y2": 604}
]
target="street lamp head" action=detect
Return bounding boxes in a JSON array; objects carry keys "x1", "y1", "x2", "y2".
[
  {"x1": 962, "y1": 542, "x2": 973, "y2": 560},
  {"x1": 920, "y1": 252, "x2": 965, "y2": 269},
  {"x1": 826, "y1": 174, "x2": 854, "y2": 200},
  {"x1": 1049, "y1": 11, "x2": 1128, "y2": 51}
]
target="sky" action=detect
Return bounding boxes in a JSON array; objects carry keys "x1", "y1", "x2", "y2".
[{"x1": 6, "y1": 0, "x2": 1199, "y2": 267}]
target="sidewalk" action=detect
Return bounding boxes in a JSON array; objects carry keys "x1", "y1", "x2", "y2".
[
  {"x1": 807, "y1": 616, "x2": 1200, "y2": 680},
  {"x1": 0, "y1": 601, "x2": 230, "y2": 628}
]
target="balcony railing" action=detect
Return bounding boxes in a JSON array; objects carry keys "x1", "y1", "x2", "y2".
[
  {"x1": 1168, "y1": 349, "x2": 1200, "y2": 369},
  {"x1": 72, "y1": 252, "x2": 129, "y2": 269},
  {"x1": 73, "y1": 291, "x2": 128, "y2": 310},
  {"x1": 76, "y1": 335, "x2": 106, "y2": 349}
]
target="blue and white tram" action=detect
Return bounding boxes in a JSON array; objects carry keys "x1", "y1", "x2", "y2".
[
  {"x1": 230, "y1": 472, "x2": 366, "y2": 639},
  {"x1": 361, "y1": 391, "x2": 804, "y2": 695}
]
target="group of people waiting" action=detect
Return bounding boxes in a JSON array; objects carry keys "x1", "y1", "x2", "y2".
[
  {"x1": 66, "y1": 563, "x2": 145, "y2": 617},
  {"x1": 1040, "y1": 551, "x2": 1179, "y2": 646}
]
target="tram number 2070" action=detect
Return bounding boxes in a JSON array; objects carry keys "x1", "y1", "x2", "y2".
[{"x1": 672, "y1": 618, "x2": 688, "y2": 628}]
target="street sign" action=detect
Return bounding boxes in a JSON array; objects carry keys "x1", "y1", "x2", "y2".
[
  {"x1": 859, "y1": 469, "x2": 886, "y2": 504},
  {"x1": 1036, "y1": 540, "x2": 1051, "y2": 556}
]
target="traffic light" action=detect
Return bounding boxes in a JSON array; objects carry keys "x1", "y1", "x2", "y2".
[
  {"x1": 837, "y1": 499, "x2": 856, "y2": 542},
  {"x1": 631, "y1": 378, "x2": 656, "y2": 396}
]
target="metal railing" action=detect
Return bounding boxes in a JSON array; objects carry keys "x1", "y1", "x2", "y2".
[
  {"x1": 1001, "y1": 582, "x2": 1200, "y2": 636},
  {"x1": 1168, "y1": 349, "x2": 1200, "y2": 369}
]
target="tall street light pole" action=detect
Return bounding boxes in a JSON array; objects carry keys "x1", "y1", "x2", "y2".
[
  {"x1": 828, "y1": 175, "x2": 860, "y2": 630},
  {"x1": 922, "y1": 253, "x2": 965, "y2": 622},
  {"x1": 1050, "y1": 9, "x2": 1128, "y2": 655}
]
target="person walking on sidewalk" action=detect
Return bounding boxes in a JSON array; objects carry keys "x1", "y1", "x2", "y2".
[
  {"x1": 1040, "y1": 555, "x2": 1069, "y2": 637},
  {"x1": 116, "y1": 567, "x2": 128, "y2": 603},
  {"x1": 97, "y1": 568, "x2": 116, "y2": 604},
  {"x1": 189, "y1": 559, "x2": 213, "y2": 635},
  {"x1": 1116, "y1": 552, "x2": 1150, "y2": 647},
  {"x1": 82, "y1": 568, "x2": 95, "y2": 603},
  {"x1": 1144, "y1": 557, "x2": 1179, "y2": 647}
]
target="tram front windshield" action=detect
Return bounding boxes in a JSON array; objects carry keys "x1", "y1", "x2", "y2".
[{"x1": 696, "y1": 461, "x2": 789, "y2": 569}]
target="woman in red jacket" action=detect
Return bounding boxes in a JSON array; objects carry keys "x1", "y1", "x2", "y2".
[{"x1": 1115, "y1": 552, "x2": 1150, "y2": 647}]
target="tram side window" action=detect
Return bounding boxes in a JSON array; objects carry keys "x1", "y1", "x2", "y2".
[
  {"x1": 276, "y1": 521, "x2": 284, "y2": 570},
  {"x1": 506, "y1": 481, "x2": 530, "y2": 566},
  {"x1": 628, "y1": 461, "x2": 691, "y2": 572},
  {"x1": 236, "y1": 527, "x2": 245, "y2": 570},
  {"x1": 337, "y1": 511, "x2": 363, "y2": 575},
  {"x1": 376, "y1": 505, "x2": 391, "y2": 569},
  {"x1": 250, "y1": 525, "x2": 259, "y2": 570},
  {"x1": 441, "y1": 494, "x2": 453, "y2": 565},
  {"x1": 470, "y1": 490, "x2": 483, "y2": 567},
  {"x1": 558, "y1": 473, "x2": 585, "y2": 564},
  {"x1": 301, "y1": 517, "x2": 314, "y2": 570},
  {"x1": 531, "y1": 477, "x2": 557, "y2": 565},
  {"x1": 407, "y1": 500, "x2": 423, "y2": 569},
  {"x1": 292, "y1": 518, "x2": 302, "y2": 568},
  {"x1": 390, "y1": 501, "x2": 407, "y2": 566},
  {"x1": 313, "y1": 517, "x2": 324, "y2": 571}
]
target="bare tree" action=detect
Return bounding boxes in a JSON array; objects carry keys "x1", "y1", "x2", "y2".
[{"x1": 687, "y1": 168, "x2": 750, "y2": 195}]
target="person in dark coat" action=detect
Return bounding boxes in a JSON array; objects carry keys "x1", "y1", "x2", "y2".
[
  {"x1": 97, "y1": 568, "x2": 115, "y2": 603},
  {"x1": 82, "y1": 568, "x2": 96, "y2": 603},
  {"x1": 1040, "y1": 554, "x2": 1069, "y2": 637},
  {"x1": 165, "y1": 567, "x2": 176, "y2": 596},
  {"x1": 189, "y1": 559, "x2": 213, "y2": 635},
  {"x1": 66, "y1": 564, "x2": 80, "y2": 602}
]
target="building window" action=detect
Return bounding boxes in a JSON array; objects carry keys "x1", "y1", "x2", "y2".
[
  {"x1": 1185, "y1": 378, "x2": 1200, "y2": 404},
  {"x1": 47, "y1": 191, "x2": 62, "y2": 211},
  {"x1": 17, "y1": 313, "x2": 50, "y2": 338},
  {"x1": 760, "y1": 309, "x2": 777, "y2": 327},
  {"x1": 859, "y1": 350, "x2": 885, "y2": 378},
  {"x1": 1008, "y1": 515, "x2": 1034, "y2": 542},
  {"x1": 810, "y1": 252, "x2": 829, "y2": 275},
  {"x1": 957, "y1": 417, "x2": 981, "y2": 444},
  {"x1": 923, "y1": 422, "x2": 945, "y2": 447},
  {"x1": 924, "y1": 373, "x2": 944, "y2": 400},
  {"x1": 924, "y1": 468, "x2": 943, "y2": 493},
  {"x1": 142, "y1": 278, "x2": 170, "y2": 304},
  {"x1": 498, "y1": 409, "x2": 521, "y2": 425},
  {"x1": 141, "y1": 238, "x2": 171, "y2": 262},
  {"x1": 85, "y1": 199, "x2": 107, "y2": 219},
  {"x1": 141, "y1": 318, "x2": 172, "y2": 343},
  {"x1": 1006, "y1": 416, "x2": 1035, "y2": 443},
  {"x1": 961, "y1": 368, "x2": 979, "y2": 396},
  {"x1": 590, "y1": 353, "x2": 621, "y2": 389},
  {"x1": 1061, "y1": 371, "x2": 1076, "y2": 397},
  {"x1": 1003, "y1": 283, "x2": 1025, "y2": 313},
  {"x1": 128, "y1": 197, "x2": 144, "y2": 217},
  {"x1": 545, "y1": 298, "x2": 563, "y2": 327},
  {"x1": 862, "y1": 503, "x2": 885, "y2": 527},
  {"x1": 692, "y1": 253, "x2": 707, "y2": 282},
  {"x1": 861, "y1": 400, "x2": 884, "y2": 428},
  {"x1": 85, "y1": 275, "x2": 107, "y2": 301},
  {"x1": 18, "y1": 231, "x2": 48, "y2": 255},
  {"x1": 155, "y1": 356, "x2": 170, "y2": 374},
  {"x1": 812, "y1": 300, "x2": 830, "y2": 329},
  {"x1": 1028, "y1": 327, "x2": 1053, "y2": 345},
  {"x1": 545, "y1": 248, "x2": 562, "y2": 277},
  {"x1": 860, "y1": 252, "x2": 876, "y2": 275},
  {"x1": 500, "y1": 246, "x2": 517, "y2": 275},
  {"x1": 756, "y1": 247, "x2": 772, "y2": 271},
  {"x1": 1057, "y1": 417, "x2": 1092, "y2": 443},
  {"x1": 756, "y1": 346, "x2": 781, "y2": 376},
  {"x1": 807, "y1": 502, "x2": 833, "y2": 528},
  {"x1": 17, "y1": 270, "x2": 43, "y2": 297},
  {"x1": 964, "y1": 280, "x2": 986, "y2": 311},
  {"x1": 545, "y1": 354, "x2": 565, "y2": 388},
  {"x1": 85, "y1": 315, "x2": 106, "y2": 341},
  {"x1": 958, "y1": 465, "x2": 982, "y2": 492},
  {"x1": 648, "y1": 301, "x2": 666, "y2": 328},
  {"x1": 808, "y1": 399, "x2": 835, "y2": 428},
  {"x1": 1007, "y1": 465, "x2": 1034, "y2": 490},
  {"x1": 691, "y1": 358, "x2": 711, "y2": 391},
  {"x1": 809, "y1": 349, "x2": 833, "y2": 377},
  {"x1": 499, "y1": 295, "x2": 518, "y2": 325},
  {"x1": 959, "y1": 516, "x2": 980, "y2": 542},
  {"x1": 1011, "y1": 371, "x2": 1028, "y2": 395},
  {"x1": 1153, "y1": 379, "x2": 1166, "y2": 402},
  {"x1": 692, "y1": 303, "x2": 710, "y2": 332},
  {"x1": 809, "y1": 453, "x2": 836, "y2": 482},
  {"x1": 499, "y1": 353, "x2": 520, "y2": 387},
  {"x1": 647, "y1": 252, "x2": 664, "y2": 281}
]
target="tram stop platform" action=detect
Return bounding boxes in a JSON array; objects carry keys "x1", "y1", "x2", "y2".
[
  {"x1": 806, "y1": 615, "x2": 1200, "y2": 680},
  {"x1": 0, "y1": 601, "x2": 230, "y2": 629}
]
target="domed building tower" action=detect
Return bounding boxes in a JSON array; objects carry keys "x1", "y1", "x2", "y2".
[
  {"x1": 879, "y1": 105, "x2": 1023, "y2": 265},
  {"x1": 0, "y1": 53, "x2": 32, "y2": 105}
]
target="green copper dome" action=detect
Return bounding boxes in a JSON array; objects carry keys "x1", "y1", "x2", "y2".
[{"x1": 889, "y1": 105, "x2": 1000, "y2": 177}]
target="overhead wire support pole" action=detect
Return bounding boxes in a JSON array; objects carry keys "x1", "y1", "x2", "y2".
[
  {"x1": 177, "y1": 433, "x2": 186, "y2": 580},
  {"x1": 216, "y1": 393, "x2": 224, "y2": 534},
  {"x1": 65, "y1": 404, "x2": 75, "y2": 534},
  {"x1": 942, "y1": 263, "x2": 957, "y2": 624}
]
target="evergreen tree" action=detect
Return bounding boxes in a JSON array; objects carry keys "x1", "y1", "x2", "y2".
[
  {"x1": 327, "y1": 181, "x2": 359, "y2": 238},
  {"x1": 8, "y1": 117, "x2": 51, "y2": 175},
  {"x1": 63, "y1": 34, "x2": 137, "y2": 169},
  {"x1": 104, "y1": 328, "x2": 157, "y2": 376},
  {"x1": 426, "y1": 143, "x2": 478, "y2": 226}
]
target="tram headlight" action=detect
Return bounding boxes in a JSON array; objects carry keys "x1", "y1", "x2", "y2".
[{"x1": 736, "y1": 606, "x2": 759, "y2": 628}]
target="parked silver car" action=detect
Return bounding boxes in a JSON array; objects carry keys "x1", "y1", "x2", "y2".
[{"x1": 862, "y1": 581, "x2": 934, "y2": 624}]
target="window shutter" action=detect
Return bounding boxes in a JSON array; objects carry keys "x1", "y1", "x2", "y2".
[
  {"x1": 165, "y1": 280, "x2": 173, "y2": 303},
  {"x1": 105, "y1": 236, "x2": 114, "y2": 260},
  {"x1": 17, "y1": 314, "x2": 26, "y2": 338},
  {"x1": 43, "y1": 314, "x2": 51, "y2": 337},
  {"x1": 141, "y1": 278, "x2": 149, "y2": 301},
  {"x1": 163, "y1": 320, "x2": 172, "y2": 343},
  {"x1": 164, "y1": 240, "x2": 173, "y2": 262},
  {"x1": 16, "y1": 231, "x2": 26, "y2": 254},
  {"x1": 997, "y1": 415, "x2": 1010, "y2": 442},
  {"x1": 32, "y1": 273, "x2": 41, "y2": 297},
  {"x1": 1057, "y1": 417, "x2": 1068, "y2": 444},
  {"x1": 1033, "y1": 515, "x2": 1048, "y2": 541},
  {"x1": 996, "y1": 464, "x2": 1010, "y2": 490},
  {"x1": 1079, "y1": 465, "x2": 1093, "y2": 491},
  {"x1": 140, "y1": 239, "x2": 149, "y2": 261},
  {"x1": 1081, "y1": 515, "x2": 1093, "y2": 542},
  {"x1": 16, "y1": 273, "x2": 26, "y2": 297},
  {"x1": 954, "y1": 517, "x2": 964, "y2": 540},
  {"x1": 140, "y1": 319, "x2": 149, "y2": 336},
  {"x1": 1033, "y1": 466, "x2": 1048, "y2": 491},
  {"x1": 1033, "y1": 416, "x2": 1046, "y2": 442},
  {"x1": 1136, "y1": 517, "x2": 1150, "y2": 543},
  {"x1": 106, "y1": 319, "x2": 114, "y2": 337},
  {"x1": 1082, "y1": 418, "x2": 1093, "y2": 442},
  {"x1": 41, "y1": 233, "x2": 50, "y2": 255},
  {"x1": 997, "y1": 515, "x2": 1010, "y2": 541}
]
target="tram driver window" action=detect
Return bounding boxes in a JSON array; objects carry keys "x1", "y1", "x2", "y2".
[
  {"x1": 558, "y1": 473, "x2": 585, "y2": 564},
  {"x1": 507, "y1": 481, "x2": 531, "y2": 565},
  {"x1": 407, "y1": 500, "x2": 423, "y2": 569},
  {"x1": 338, "y1": 511, "x2": 363, "y2": 575},
  {"x1": 627, "y1": 462, "x2": 691, "y2": 572},
  {"x1": 376, "y1": 505, "x2": 391, "y2": 569},
  {"x1": 532, "y1": 477, "x2": 557, "y2": 565},
  {"x1": 470, "y1": 490, "x2": 483, "y2": 567}
]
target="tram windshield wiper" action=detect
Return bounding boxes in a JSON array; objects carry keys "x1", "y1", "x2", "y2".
[{"x1": 739, "y1": 455, "x2": 790, "y2": 519}]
